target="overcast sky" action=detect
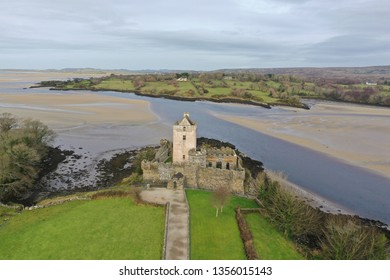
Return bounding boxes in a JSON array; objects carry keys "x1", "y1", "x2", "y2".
[{"x1": 1, "y1": 0, "x2": 389, "y2": 70}]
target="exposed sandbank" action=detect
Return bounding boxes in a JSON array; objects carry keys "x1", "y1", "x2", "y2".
[
  {"x1": 0, "y1": 92, "x2": 156, "y2": 128},
  {"x1": 0, "y1": 71, "x2": 106, "y2": 85},
  {"x1": 0, "y1": 90, "x2": 168, "y2": 191},
  {"x1": 217, "y1": 102, "x2": 390, "y2": 179}
]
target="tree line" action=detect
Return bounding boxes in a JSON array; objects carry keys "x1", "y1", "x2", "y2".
[
  {"x1": 38, "y1": 71, "x2": 390, "y2": 107},
  {"x1": 257, "y1": 176, "x2": 390, "y2": 260},
  {"x1": 0, "y1": 113, "x2": 55, "y2": 203}
]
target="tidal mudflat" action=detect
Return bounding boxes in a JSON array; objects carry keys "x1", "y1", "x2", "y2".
[
  {"x1": 0, "y1": 92, "x2": 168, "y2": 191},
  {"x1": 217, "y1": 102, "x2": 390, "y2": 179}
]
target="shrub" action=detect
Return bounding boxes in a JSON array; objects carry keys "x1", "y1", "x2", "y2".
[
  {"x1": 133, "y1": 147, "x2": 156, "y2": 174},
  {"x1": 236, "y1": 207, "x2": 259, "y2": 260},
  {"x1": 321, "y1": 215, "x2": 390, "y2": 260},
  {"x1": 258, "y1": 178, "x2": 324, "y2": 240},
  {"x1": 91, "y1": 190, "x2": 132, "y2": 199},
  {"x1": 0, "y1": 114, "x2": 55, "y2": 203},
  {"x1": 122, "y1": 173, "x2": 143, "y2": 185}
]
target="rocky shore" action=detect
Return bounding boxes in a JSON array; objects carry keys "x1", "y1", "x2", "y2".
[{"x1": 18, "y1": 146, "x2": 148, "y2": 206}]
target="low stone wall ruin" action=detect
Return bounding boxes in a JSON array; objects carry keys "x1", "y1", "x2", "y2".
[{"x1": 142, "y1": 161, "x2": 245, "y2": 193}]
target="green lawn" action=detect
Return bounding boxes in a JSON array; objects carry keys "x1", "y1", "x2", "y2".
[
  {"x1": 0, "y1": 198, "x2": 165, "y2": 260},
  {"x1": 0, "y1": 205, "x2": 19, "y2": 227},
  {"x1": 204, "y1": 87, "x2": 232, "y2": 96},
  {"x1": 94, "y1": 78, "x2": 136, "y2": 91},
  {"x1": 245, "y1": 213, "x2": 304, "y2": 260},
  {"x1": 177, "y1": 81, "x2": 197, "y2": 92},
  {"x1": 186, "y1": 189, "x2": 258, "y2": 260},
  {"x1": 142, "y1": 81, "x2": 177, "y2": 94}
]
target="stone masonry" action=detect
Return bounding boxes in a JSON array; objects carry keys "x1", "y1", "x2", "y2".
[{"x1": 142, "y1": 113, "x2": 245, "y2": 193}]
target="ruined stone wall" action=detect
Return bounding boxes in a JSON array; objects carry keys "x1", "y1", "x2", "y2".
[
  {"x1": 142, "y1": 161, "x2": 173, "y2": 182},
  {"x1": 197, "y1": 167, "x2": 245, "y2": 193},
  {"x1": 142, "y1": 160, "x2": 245, "y2": 193},
  {"x1": 183, "y1": 165, "x2": 198, "y2": 187},
  {"x1": 206, "y1": 154, "x2": 238, "y2": 169},
  {"x1": 154, "y1": 139, "x2": 171, "y2": 163},
  {"x1": 188, "y1": 151, "x2": 206, "y2": 168}
]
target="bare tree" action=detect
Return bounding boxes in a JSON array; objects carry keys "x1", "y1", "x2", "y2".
[
  {"x1": 133, "y1": 76, "x2": 145, "y2": 89},
  {"x1": 0, "y1": 113, "x2": 17, "y2": 133},
  {"x1": 321, "y1": 215, "x2": 390, "y2": 260},
  {"x1": 259, "y1": 179, "x2": 323, "y2": 238},
  {"x1": 211, "y1": 187, "x2": 231, "y2": 217}
]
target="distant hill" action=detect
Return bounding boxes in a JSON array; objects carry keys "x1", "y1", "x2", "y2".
[
  {"x1": 3, "y1": 66, "x2": 390, "y2": 78},
  {"x1": 214, "y1": 66, "x2": 390, "y2": 79}
]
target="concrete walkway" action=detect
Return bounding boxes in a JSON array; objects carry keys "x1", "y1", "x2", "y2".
[{"x1": 140, "y1": 188, "x2": 189, "y2": 260}]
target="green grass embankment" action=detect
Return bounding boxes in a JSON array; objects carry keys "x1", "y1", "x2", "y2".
[
  {"x1": 245, "y1": 213, "x2": 304, "y2": 260},
  {"x1": 186, "y1": 189, "x2": 303, "y2": 260},
  {"x1": 186, "y1": 189, "x2": 256, "y2": 260},
  {"x1": 0, "y1": 197, "x2": 165, "y2": 260}
]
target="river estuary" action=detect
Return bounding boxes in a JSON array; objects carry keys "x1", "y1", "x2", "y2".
[{"x1": 1, "y1": 71, "x2": 389, "y2": 225}]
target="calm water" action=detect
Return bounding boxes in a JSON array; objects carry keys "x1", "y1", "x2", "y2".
[{"x1": 1, "y1": 75, "x2": 390, "y2": 224}]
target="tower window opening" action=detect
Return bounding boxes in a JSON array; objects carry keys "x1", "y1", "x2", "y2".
[
  {"x1": 183, "y1": 135, "x2": 186, "y2": 140},
  {"x1": 216, "y1": 162, "x2": 222, "y2": 169},
  {"x1": 183, "y1": 155, "x2": 186, "y2": 160},
  {"x1": 226, "y1": 163, "x2": 230, "y2": 170}
]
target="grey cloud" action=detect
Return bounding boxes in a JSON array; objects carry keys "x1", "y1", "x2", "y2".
[
  {"x1": 0, "y1": 0, "x2": 389, "y2": 69},
  {"x1": 302, "y1": 34, "x2": 390, "y2": 66}
]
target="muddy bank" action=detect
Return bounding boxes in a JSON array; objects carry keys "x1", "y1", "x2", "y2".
[
  {"x1": 217, "y1": 102, "x2": 390, "y2": 179},
  {"x1": 16, "y1": 147, "x2": 73, "y2": 206},
  {"x1": 18, "y1": 146, "x2": 148, "y2": 206}
]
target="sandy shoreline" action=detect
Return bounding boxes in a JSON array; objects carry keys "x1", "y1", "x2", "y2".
[
  {"x1": 0, "y1": 92, "x2": 156, "y2": 128},
  {"x1": 0, "y1": 88, "x2": 168, "y2": 192},
  {"x1": 0, "y1": 71, "x2": 107, "y2": 84},
  {"x1": 217, "y1": 102, "x2": 390, "y2": 179},
  {"x1": 266, "y1": 171, "x2": 355, "y2": 216}
]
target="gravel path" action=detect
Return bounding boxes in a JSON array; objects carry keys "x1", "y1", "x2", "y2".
[{"x1": 140, "y1": 188, "x2": 190, "y2": 260}]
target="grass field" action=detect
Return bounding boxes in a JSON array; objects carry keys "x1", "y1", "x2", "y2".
[
  {"x1": 94, "y1": 78, "x2": 136, "y2": 91},
  {"x1": 41, "y1": 72, "x2": 390, "y2": 108},
  {"x1": 0, "y1": 205, "x2": 19, "y2": 227},
  {"x1": 245, "y1": 213, "x2": 304, "y2": 260},
  {"x1": 0, "y1": 198, "x2": 165, "y2": 260},
  {"x1": 186, "y1": 189, "x2": 258, "y2": 260}
]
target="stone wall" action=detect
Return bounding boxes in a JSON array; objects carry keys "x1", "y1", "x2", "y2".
[
  {"x1": 142, "y1": 161, "x2": 174, "y2": 182},
  {"x1": 197, "y1": 167, "x2": 245, "y2": 193},
  {"x1": 206, "y1": 154, "x2": 238, "y2": 170},
  {"x1": 154, "y1": 139, "x2": 171, "y2": 162},
  {"x1": 142, "y1": 160, "x2": 245, "y2": 194},
  {"x1": 188, "y1": 149, "x2": 207, "y2": 167}
]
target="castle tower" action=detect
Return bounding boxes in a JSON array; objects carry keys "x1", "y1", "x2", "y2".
[{"x1": 173, "y1": 112, "x2": 197, "y2": 164}]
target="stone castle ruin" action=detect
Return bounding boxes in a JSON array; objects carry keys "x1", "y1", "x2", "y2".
[{"x1": 141, "y1": 113, "x2": 245, "y2": 193}]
